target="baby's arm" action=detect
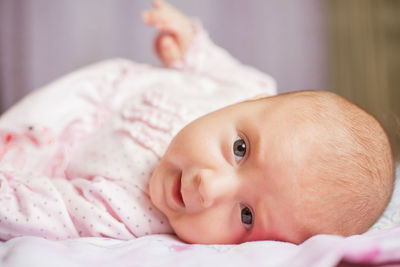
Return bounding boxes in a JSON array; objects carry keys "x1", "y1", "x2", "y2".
[
  {"x1": 142, "y1": 0, "x2": 193, "y2": 68},
  {"x1": 142, "y1": 0, "x2": 276, "y2": 96}
]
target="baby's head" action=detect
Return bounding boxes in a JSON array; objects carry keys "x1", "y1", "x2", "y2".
[{"x1": 149, "y1": 90, "x2": 394, "y2": 244}]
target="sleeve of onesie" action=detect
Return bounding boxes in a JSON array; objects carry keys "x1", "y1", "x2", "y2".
[{"x1": 171, "y1": 19, "x2": 277, "y2": 96}]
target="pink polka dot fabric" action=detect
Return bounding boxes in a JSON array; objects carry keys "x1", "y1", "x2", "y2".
[{"x1": 0, "y1": 23, "x2": 276, "y2": 241}]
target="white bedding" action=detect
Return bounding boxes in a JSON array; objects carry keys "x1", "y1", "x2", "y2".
[
  {"x1": 1, "y1": 226, "x2": 400, "y2": 267},
  {"x1": 0, "y1": 59, "x2": 399, "y2": 267}
]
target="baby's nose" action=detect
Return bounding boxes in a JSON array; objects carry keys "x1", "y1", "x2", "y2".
[{"x1": 197, "y1": 169, "x2": 237, "y2": 208}]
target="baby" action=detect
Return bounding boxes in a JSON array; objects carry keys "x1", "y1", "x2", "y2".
[
  {"x1": 0, "y1": 0, "x2": 394, "y2": 245},
  {"x1": 144, "y1": 1, "x2": 394, "y2": 244}
]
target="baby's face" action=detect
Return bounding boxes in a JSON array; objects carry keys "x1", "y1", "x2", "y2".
[{"x1": 150, "y1": 96, "x2": 322, "y2": 244}]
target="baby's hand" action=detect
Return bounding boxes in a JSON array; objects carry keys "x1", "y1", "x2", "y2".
[{"x1": 142, "y1": 0, "x2": 194, "y2": 67}]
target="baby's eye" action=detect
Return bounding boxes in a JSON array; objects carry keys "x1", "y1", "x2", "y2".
[
  {"x1": 233, "y1": 136, "x2": 246, "y2": 162},
  {"x1": 240, "y1": 204, "x2": 253, "y2": 230}
]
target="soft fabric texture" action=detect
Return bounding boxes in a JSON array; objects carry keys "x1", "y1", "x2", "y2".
[
  {"x1": 0, "y1": 214, "x2": 400, "y2": 267},
  {"x1": 0, "y1": 23, "x2": 276, "y2": 241}
]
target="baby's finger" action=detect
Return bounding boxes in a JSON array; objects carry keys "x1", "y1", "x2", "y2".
[
  {"x1": 152, "y1": 0, "x2": 164, "y2": 9},
  {"x1": 155, "y1": 33, "x2": 182, "y2": 66},
  {"x1": 141, "y1": 10, "x2": 151, "y2": 24},
  {"x1": 142, "y1": 9, "x2": 163, "y2": 25},
  {"x1": 154, "y1": 0, "x2": 179, "y2": 14}
]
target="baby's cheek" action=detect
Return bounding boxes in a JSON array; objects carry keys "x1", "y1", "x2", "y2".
[{"x1": 170, "y1": 213, "x2": 242, "y2": 244}]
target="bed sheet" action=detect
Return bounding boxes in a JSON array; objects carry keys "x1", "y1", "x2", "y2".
[
  {"x1": 0, "y1": 59, "x2": 399, "y2": 267},
  {"x1": 1, "y1": 226, "x2": 400, "y2": 267}
]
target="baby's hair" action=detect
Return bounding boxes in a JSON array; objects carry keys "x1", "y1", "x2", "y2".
[{"x1": 268, "y1": 90, "x2": 394, "y2": 236}]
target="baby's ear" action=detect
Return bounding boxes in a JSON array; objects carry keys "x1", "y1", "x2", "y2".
[{"x1": 248, "y1": 93, "x2": 271, "y2": 101}]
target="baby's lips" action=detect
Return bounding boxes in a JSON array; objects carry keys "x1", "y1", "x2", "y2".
[{"x1": 172, "y1": 170, "x2": 185, "y2": 208}]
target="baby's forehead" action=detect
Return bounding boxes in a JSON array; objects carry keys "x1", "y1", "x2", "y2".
[
  {"x1": 235, "y1": 93, "x2": 350, "y2": 163},
  {"x1": 238, "y1": 96, "x2": 324, "y2": 149},
  {"x1": 246, "y1": 95, "x2": 330, "y2": 134},
  {"x1": 265, "y1": 93, "x2": 346, "y2": 128}
]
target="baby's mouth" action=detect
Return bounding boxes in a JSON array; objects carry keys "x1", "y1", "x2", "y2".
[{"x1": 172, "y1": 171, "x2": 185, "y2": 208}]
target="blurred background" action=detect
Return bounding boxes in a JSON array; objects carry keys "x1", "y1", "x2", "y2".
[{"x1": 0, "y1": 0, "x2": 399, "y2": 160}]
